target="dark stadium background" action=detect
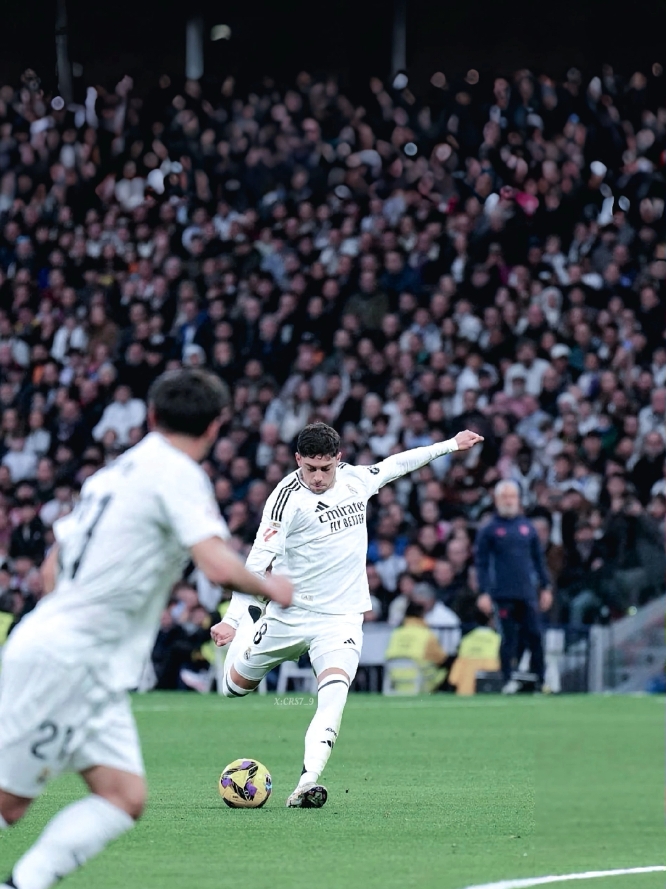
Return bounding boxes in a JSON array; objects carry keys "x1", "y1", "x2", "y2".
[{"x1": 1, "y1": 0, "x2": 666, "y2": 93}]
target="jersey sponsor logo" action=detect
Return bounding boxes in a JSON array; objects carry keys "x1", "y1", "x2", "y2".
[
  {"x1": 315, "y1": 501, "x2": 330, "y2": 512},
  {"x1": 343, "y1": 638, "x2": 355, "y2": 645},
  {"x1": 317, "y1": 500, "x2": 365, "y2": 524},
  {"x1": 271, "y1": 478, "x2": 299, "y2": 523}
]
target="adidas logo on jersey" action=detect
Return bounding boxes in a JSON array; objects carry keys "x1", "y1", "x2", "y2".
[
  {"x1": 315, "y1": 501, "x2": 330, "y2": 512},
  {"x1": 343, "y1": 638, "x2": 355, "y2": 645}
]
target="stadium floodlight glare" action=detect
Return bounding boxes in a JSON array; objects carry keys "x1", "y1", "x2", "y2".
[{"x1": 211, "y1": 24, "x2": 232, "y2": 41}]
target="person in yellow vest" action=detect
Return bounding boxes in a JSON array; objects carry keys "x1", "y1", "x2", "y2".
[
  {"x1": 448, "y1": 613, "x2": 501, "y2": 695},
  {"x1": 384, "y1": 600, "x2": 449, "y2": 693}
]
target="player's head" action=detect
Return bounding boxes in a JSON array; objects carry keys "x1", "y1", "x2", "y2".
[
  {"x1": 295, "y1": 422, "x2": 342, "y2": 494},
  {"x1": 148, "y1": 369, "x2": 229, "y2": 456},
  {"x1": 494, "y1": 480, "x2": 521, "y2": 518}
]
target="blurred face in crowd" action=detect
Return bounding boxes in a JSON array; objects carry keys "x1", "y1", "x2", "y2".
[{"x1": 495, "y1": 482, "x2": 521, "y2": 518}]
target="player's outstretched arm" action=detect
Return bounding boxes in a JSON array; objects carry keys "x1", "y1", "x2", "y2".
[
  {"x1": 191, "y1": 537, "x2": 292, "y2": 608},
  {"x1": 365, "y1": 429, "x2": 484, "y2": 492}
]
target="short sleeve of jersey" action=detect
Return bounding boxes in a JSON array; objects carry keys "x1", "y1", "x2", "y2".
[{"x1": 159, "y1": 459, "x2": 229, "y2": 549}]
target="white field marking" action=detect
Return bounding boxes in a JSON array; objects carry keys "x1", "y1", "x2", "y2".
[{"x1": 461, "y1": 865, "x2": 666, "y2": 889}]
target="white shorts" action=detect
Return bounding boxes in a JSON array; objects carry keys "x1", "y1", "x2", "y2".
[
  {"x1": 228, "y1": 606, "x2": 363, "y2": 684},
  {"x1": 0, "y1": 649, "x2": 144, "y2": 799}
]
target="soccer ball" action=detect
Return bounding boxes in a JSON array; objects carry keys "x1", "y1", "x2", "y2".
[{"x1": 219, "y1": 758, "x2": 272, "y2": 808}]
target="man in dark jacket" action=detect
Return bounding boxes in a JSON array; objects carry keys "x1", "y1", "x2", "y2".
[
  {"x1": 9, "y1": 494, "x2": 45, "y2": 564},
  {"x1": 475, "y1": 480, "x2": 552, "y2": 692}
]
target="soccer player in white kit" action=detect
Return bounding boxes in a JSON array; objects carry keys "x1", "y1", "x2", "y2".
[
  {"x1": 211, "y1": 422, "x2": 483, "y2": 808},
  {"x1": 0, "y1": 369, "x2": 292, "y2": 889}
]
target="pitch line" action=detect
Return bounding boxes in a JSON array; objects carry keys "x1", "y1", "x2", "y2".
[{"x1": 462, "y1": 865, "x2": 666, "y2": 889}]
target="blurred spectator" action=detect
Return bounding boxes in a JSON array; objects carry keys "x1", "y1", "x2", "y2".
[
  {"x1": 475, "y1": 481, "x2": 551, "y2": 692},
  {"x1": 93, "y1": 385, "x2": 147, "y2": 446},
  {"x1": 384, "y1": 600, "x2": 449, "y2": 693}
]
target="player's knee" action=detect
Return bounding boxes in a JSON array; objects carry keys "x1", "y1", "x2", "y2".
[
  {"x1": 222, "y1": 666, "x2": 256, "y2": 697},
  {"x1": 0, "y1": 792, "x2": 31, "y2": 825},
  {"x1": 96, "y1": 776, "x2": 147, "y2": 821}
]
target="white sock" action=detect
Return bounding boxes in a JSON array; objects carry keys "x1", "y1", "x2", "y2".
[
  {"x1": 11, "y1": 795, "x2": 134, "y2": 889},
  {"x1": 299, "y1": 675, "x2": 350, "y2": 786},
  {"x1": 0, "y1": 812, "x2": 7, "y2": 829},
  {"x1": 222, "y1": 671, "x2": 252, "y2": 698}
]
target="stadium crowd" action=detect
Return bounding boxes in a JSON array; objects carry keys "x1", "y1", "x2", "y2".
[{"x1": 0, "y1": 64, "x2": 665, "y2": 684}]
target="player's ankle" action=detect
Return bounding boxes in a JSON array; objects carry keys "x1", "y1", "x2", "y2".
[{"x1": 299, "y1": 770, "x2": 319, "y2": 786}]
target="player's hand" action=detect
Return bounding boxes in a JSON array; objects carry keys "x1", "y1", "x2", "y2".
[
  {"x1": 262, "y1": 574, "x2": 293, "y2": 609},
  {"x1": 454, "y1": 430, "x2": 484, "y2": 451},
  {"x1": 210, "y1": 621, "x2": 236, "y2": 647},
  {"x1": 539, "y1": 589, "x2": 553, "y2": 612}
]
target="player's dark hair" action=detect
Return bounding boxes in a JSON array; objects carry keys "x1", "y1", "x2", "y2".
[
  {"x1": 149, "y1": 369, "x2": 229, "y2": 437},
  {"x1": 296, "y1": 422, "x2": 341, "y2": 458}
]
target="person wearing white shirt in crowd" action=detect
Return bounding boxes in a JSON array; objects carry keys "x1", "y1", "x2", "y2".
[
  {"x1": 51, "y1": 317, "x2": 88, "y2": 363},
  {"x1": 40, "y1": 481, "x2": 76, "y2": 528},
  {"x1": 387, "y1": 581, "x2": 460, "y2": 629},
  {"x1": 23, "y1": 411, "x2": 51, "y2": 459},
  {"x1": 2, "y1": 437, "x2": 37, "y2": 483},
  {"x1": 93, "y1": 386, "x2": 147, "y2": 447},
  {"x1": 504, "y1": 340, "x2": 551, "y2": 396},
  {"x1": 638, "y1": 388, "x2": 666, "y2": 438}
]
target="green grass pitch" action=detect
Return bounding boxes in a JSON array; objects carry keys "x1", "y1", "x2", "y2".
[{"x1": 0, "y1": 694, "x2": 663, "y2": 889}]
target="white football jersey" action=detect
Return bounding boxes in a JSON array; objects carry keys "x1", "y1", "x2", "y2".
[
  {"x1": 6, "y1": 432, "x2": 228, "y2": 691},
  {"x1": 244, "y1": 460, "x2": 411, "y2": 617}
]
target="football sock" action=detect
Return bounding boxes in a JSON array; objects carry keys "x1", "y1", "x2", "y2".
[
  {"x1": 12, "y1": 795, "x2": 133, "y2": 889},
  {"x1": 300, "y1": 674, "x2": 350, "y2": 785},
  {"x1": 0, "y1": 813, "x2": 8, "y2": 829},
  {"x1": 222, "y1": 672, "x2": 253, "y2": 698}
]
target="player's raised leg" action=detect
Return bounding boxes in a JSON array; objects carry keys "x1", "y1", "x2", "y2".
[{"x1": 219, "y1": 611, "x2": 306, "y2": 698}]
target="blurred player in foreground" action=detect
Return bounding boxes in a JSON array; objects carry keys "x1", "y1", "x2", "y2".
[
  {"x1": 0, "y1": 369, "x2": 292, "y2": 889},
  {"x1": 211, "y1": 422, "x2": 483, "y2": 808}
]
